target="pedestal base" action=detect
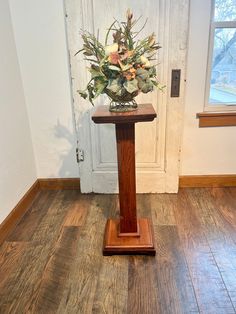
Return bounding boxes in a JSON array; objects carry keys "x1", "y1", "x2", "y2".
[{"x1": 103, "y1": 218, "x2": 156, "y2": 256}]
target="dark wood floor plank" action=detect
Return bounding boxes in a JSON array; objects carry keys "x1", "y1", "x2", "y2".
[
  {"x1": 0, "y1": 191, "x2": 77, "y2": 313},
  {"x1": 219, "y1": 188, "x2": 236, "y2": 229},
  {"x1": 126, "y1": 195, "x2": 161, "y2": 314},
  {"x1": 174, "y1": 189, "x2": 235, "y2": 314},
  {"x1": 137, "y1": 193, "x2": 176, "y2": 225},
  {"x1": 7, "y1": 191, "x2": 56, "y2": 242},
  {"x1": 31, "y1": 191, "x2": 79, "y2": 243},
  {"x1": 154, "y1": 225, "x2": 199, "y2": 314},
  {"x1": 57, "y1": 195, "x2": 120, "y2": 314},
  {"x1": 26, "y1": 226, "x2": 80, "y2": 313},
  {"x1": 128, "y1": 256, "x2": 161, "y2": 314},
  {"x1": 0, "y1": 242, "x2": 28, "y2": 291},
  {"x1": 212, "y1": 188, "x2": 236, "y2": 243},
  {"x1": 1, "y1": 189, "x2": 236, "y2": 313},
  {"x1": 137, "y1": 194, "x2": 152, "y2": 218},
  {"x1": 63, "y1": 194, "x2": 90, "y2": 227},
  {"x1": 188, "y1": 188, "x2": 236, "y2": 311},
  {"x1": 92, "y1": 256, "x2": 128, "y2": 314},
  {"x1": 137, "y1": 193, "x2": 175, "y2": 225},
  {"x1": 150, "y1": 194, "x2": 176, "y2": 225}
]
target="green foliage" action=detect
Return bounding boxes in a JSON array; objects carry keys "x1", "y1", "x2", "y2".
[
  {"x1": 149, "y1": 67, "x2": 157, "y2": 77},
  {"x1": 94, "y1": 78, "x2": 107, "y2": 98},
  {"x1": 88, "y1": 66, "x2": 105, "y2": 78},
  {"x1": 140, "y1": 79, "x2": 154, "y2": 93},
  {"x1": 107, "y1": 65, "x2": 121, "y2": 72},
  {"x1": 124, "y1": 79, "x2": 139, "y2": 93},
  {"x1": 106, "y1": 79, "x2": 122, "y2": 93},
  {"x1": 79, "y1": 91, "x2": 88, "y2": 99},
  {"x1": 136, "y1": 68, "x2": 149, "y2": 80}
]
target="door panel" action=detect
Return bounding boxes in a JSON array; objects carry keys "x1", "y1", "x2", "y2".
[{"x1": 65, "y1": 0, "x2": 189, "y2": 193}]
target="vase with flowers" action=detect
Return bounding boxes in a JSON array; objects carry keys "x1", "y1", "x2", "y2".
[{"x1": 77, "y1": 9, "x2": 164, "y2": 112}]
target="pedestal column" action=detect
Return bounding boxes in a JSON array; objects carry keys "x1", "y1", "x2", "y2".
[
  {"x1": 116, "y1": 123, "x2": 138, "y2": 235},
  {"x1": 92, "y1": 104, "x2": 156, "y2": 255}
]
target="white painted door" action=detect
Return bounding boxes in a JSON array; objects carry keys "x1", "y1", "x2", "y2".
[{"x1": 65, "y1": 0, "x2": 189, "y2": 193}]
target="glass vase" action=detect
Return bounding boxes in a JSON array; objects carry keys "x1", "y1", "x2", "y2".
[{"x1": 109, "y1": 99, "x2": 138, "y2": 112}]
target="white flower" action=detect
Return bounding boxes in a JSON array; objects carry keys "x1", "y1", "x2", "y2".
[
  {"x1": 140, "y1": 55, "x2": 151, "y2": 68},
  {"x1": 105, "y1": 43, "x2": 118, "y2": 56}
]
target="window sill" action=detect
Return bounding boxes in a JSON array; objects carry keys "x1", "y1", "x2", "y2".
[{"x1": 197, "y1": 112, "x2": 236, "y2": 127}]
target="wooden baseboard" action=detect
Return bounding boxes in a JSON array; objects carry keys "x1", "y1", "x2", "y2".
[
  {"x1": 38, "y1": 178, "x2": 81, "y2": 190},
  {"x1": 179, "y1": 175, "x2": 236, "y2": 188},
  {"x1": 0, "y1": 180, "x2": 40, "y2": 245}
]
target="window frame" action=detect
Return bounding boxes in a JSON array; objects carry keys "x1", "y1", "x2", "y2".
[{"x1": 204, "y1": 0, "x2": 236, "y2": 112}]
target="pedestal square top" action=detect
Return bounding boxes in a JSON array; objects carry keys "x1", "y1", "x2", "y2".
[{"x1": 92, "y1": 104, "x2": 157, "y2": 124}]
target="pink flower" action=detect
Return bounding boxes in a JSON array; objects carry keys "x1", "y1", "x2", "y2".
[{"x1": 108, "y1": 52, "x2": 120, "y2": 65}]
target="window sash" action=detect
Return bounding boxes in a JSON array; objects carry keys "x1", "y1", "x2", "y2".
[{"x1": 204, "y1": 1, "x2": 236, "y2": 111}]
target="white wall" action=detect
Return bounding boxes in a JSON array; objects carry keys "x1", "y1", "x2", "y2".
[
  {"x1": 9, "y1": 0, "x2": 79, "y2": 179},
  {"x1": 7, "y1": 0, "x2": 236, "y2": 180},
  {"x1": 181, "y1": 0, "x2": 236, "y2": 175},
  {"x1": 0, "y1": 0, "x2": 37, "y2": 223}
]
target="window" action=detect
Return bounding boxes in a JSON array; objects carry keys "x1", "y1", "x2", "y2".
[{"x1": 205, "y1": 0, "x2": 236, "y2": 111}]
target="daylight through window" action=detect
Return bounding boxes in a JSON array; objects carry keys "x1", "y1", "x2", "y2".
[{"x1": 206, "y1": 0, "x2": 236, "y2": 108}]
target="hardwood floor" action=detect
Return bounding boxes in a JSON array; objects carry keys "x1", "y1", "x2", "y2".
[{"x1": 0, "y1": 188, "x2": 236, "y2": 313}]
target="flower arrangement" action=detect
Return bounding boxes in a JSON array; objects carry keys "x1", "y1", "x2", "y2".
[{"x1": 77, "y1": 9, "x2": 164, "y2": 112}]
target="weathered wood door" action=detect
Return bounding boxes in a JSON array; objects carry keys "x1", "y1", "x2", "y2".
[{"x1": 65, "y1": 0, "x2": 189, "y2": 193}]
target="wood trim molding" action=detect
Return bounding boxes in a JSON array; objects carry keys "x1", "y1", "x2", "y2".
[
  {"x1": 179, "y1": 175, "x2": 236, "y2": 187},
  {"x1": 0, "y1": 180, "x2": 40, "y2": 245},
  {"x1": 38, "y1": 178, "x2": 81, "y2": 190},
  {"x1": 197, "y1": 112, "x2": 236, "y2": 127}
]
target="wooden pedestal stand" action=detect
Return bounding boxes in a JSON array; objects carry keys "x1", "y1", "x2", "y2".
[{"x1": 92, "y1": 104, "x2": 156, "y2": 255}]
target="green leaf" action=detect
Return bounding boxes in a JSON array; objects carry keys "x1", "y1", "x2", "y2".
[
  {"x1": 136, "y1": 77, "x2": 146, "y2": 89},
  {"x1": 99, "y1": 56, "x2": 107, "y2": 67},
  {"x1": 78, "y1": 90, "x2": 88, "y2": 99},
  {"x1": 148, "y1": 66, "x2": 157, "y2": 76},
  {"x1": 136, "y1": 68, "x2": 149, "y2": 80},
  {"x1": 94, "y1": 79, "x2": 107, "y2": 98},
  {"x1": 108, "y1": 65, "x2": 121, "y2": 72},
  {"x1": 87, "y1": 84, "x2": 95, "y2": 106},
  {"x1": 150, "y1": 79, "x2": 166, "y2": 91},
  {"x1": 140, "y1": 79, "x2": 153, "y2": 93},
  {"x1": 124, "y1": 79, "x2": 138, "y2": 94},
  {"x1": 105, "y1": 20, "x2": 117, "y2": 45},
  {"x1": 106, "y1": 79, "x2": 122, "y2": 93},
  {"x1": 88, "y1": 67, "x2": 104, "y2": 79},
  {"x1": 83, "y1": 49, "x2": 93, "y2": 56},
  {"x1": 74, "y1": 48, "x2": 84, "y2": 56}
]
